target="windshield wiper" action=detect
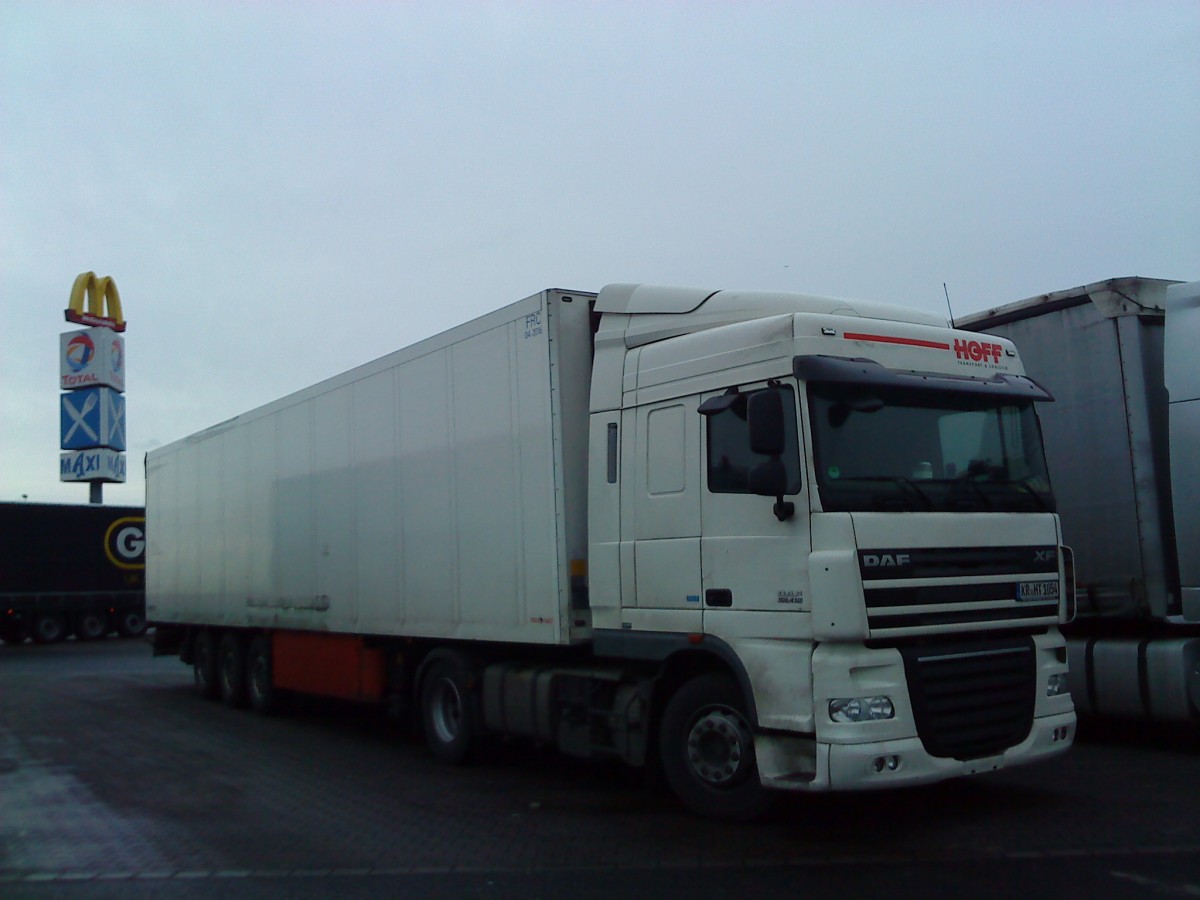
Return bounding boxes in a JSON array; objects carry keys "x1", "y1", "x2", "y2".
[
  {"x1": 949, "y1": 475, "x2": 995, "y2": 510},
  {"x1": 1004, "y1": 479, "x2": 1051, "y2": 511},
  {"x1": 840, "y1": 476, "x2": 936, "y2": 511}
]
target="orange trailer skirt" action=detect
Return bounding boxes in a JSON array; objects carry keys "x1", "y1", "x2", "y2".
[{"x1": 271, "y1": 631, "x2": 385, "y2": 702}]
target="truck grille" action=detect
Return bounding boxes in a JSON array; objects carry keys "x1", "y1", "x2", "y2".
[
  {"x1": 859, "y1": 546, "x2": 1058, "y2": 581},
  {"x1": 899, "y1": 637, "x2": 1036, "y2": 759},
  {"x1": 859, "y1": 545, "x2": 1061, "y2": 636},
  {"x1": 864, "y1": 583, "x2": 1059, "y2": 633}
]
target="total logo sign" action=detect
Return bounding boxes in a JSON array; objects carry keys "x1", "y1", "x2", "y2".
[
  {"x1": 65, "y1": 332, "x2": 95, "y2": 371},
  {"x1": 60, "y1": 326, "x2": 125, "y2": 391}
]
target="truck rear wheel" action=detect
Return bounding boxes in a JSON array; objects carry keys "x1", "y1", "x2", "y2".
[
  {"x1": 30, "y1": 613, "x2": 68, "y2": 645},
  {"x1": 218, "y1": 633, "x2": 248, "y2": 708},
  {"x1": 246, "y1": 634, "x2": 277, "y2": 715},
  {"x1": 114, "y1": 610, "x2": 147, "y2": 637},
  {"x1": 420, "y1": 660, "x2": 474, "y2": 764},
  {"x1": 74, "y1": 610, "x2": 109, "y2": 641},
  {"x1": 192, "y1": 630, "x2": 220, "y2": 699},
  {"x1": 659, "y1": 672, "x2": 773, "y2": 821}
]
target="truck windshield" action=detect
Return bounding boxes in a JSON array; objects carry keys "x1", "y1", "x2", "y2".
[{"x1": 807, "y1": 382, "x2": 1055, "y2": 513}]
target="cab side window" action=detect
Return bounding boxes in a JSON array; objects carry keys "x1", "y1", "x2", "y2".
[{"x1": 705, "y1": 386, "x2": 802, "y2": 494}]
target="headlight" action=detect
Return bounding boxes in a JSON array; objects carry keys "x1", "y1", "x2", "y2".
[
  {"x1": 829, "y1": 696, "x2": 895, "y2": 723},
  {"x1": 1046, "y1": 673, "x2": 1070, "y2": 697}
]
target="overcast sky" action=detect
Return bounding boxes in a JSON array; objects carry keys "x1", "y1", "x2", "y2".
[{"x1": 2, "y1": 1, "x2": 1197, "y2": 505}]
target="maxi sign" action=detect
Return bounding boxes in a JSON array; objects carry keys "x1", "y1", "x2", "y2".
[
  {"x1": 60, "y1": 272, "x2": 127, "y2": 487},
  {"x1": 60, "y1": 448, "x2": 128, "y2": 483}
]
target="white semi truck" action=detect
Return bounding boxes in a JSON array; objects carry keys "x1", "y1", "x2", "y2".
[
  {"x1": 960, "y1": 277, "x2": 1200, "y2": 723},
  {"x1": 148, "y1": 284, "x2": 1076, "y2": 819}
]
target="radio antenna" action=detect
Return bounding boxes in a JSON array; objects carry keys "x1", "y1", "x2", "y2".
[{"x1": 943, "y1": 282, "x2": 956, "y2": 327}]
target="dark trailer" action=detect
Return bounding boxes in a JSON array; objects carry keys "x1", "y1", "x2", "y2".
[{"x1": 0, "y1": 502, "x2": 146, "y2": 644}]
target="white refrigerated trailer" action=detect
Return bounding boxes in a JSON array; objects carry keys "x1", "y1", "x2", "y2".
[
  {"x1": 960, "y1": 277, "x2": 1200, "y2": 722},
  {"x1": 148, "y1": 283, "x2": 1076, "y2": 819}
]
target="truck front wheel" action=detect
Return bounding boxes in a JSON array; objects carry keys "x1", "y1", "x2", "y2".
[
  {"x1": 192, "y1": 630, "x2": 220, "y2": 699},
  {"x1": 659, "y1": 672, "x2": 774, "y2": 821},
  {"x1": 420, "y1": 660, "x2": 474, "y2": 764}
]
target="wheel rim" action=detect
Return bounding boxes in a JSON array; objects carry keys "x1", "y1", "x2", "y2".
[
  {"x1": 430, "y1": 678, "x2": 463, "y2": 745},
  {"x1": 685, "y1": 707, "x2": 753, "y2": 787},
  {"x1": 194, "y1": 641, "x2": 212, "y2": 687},
  {"x1": 221, "y1": 652, "x2": 237, "y2": 693},
  {"x1": 35, "y1": 617, "x2": 65, "y2": 642},
  {"x1": 78, "y1": 614, "x2": 106, "y2": 639},
  {"x1": 250, "y1": 653, "x2": 268, "y2": 700}
]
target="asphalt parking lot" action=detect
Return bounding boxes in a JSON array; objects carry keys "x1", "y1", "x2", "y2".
[{"x1": 3, "y1": 639, "x2": 1199, "y2": 898}]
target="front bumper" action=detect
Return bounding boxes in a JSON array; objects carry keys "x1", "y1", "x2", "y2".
[{"x1": 757, "y1": 709, "x2": 1075, "y2": 792}]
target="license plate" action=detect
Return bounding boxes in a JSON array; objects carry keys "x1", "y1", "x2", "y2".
[{"x1": 1017, "y1": 580, "x2": 1059, "y2": 602}]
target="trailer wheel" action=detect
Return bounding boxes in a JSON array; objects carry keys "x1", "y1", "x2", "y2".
[
  {"x1": 30, "y1": 613, "x2": 68, "y2": 645},
  {"x1": 115, "y1": 610, "x2": 147, "y2": 638},
  {"x1": 246, "y1": 634, "x2": 278, "y2": 715},
  {"x1": 659, "y1": 672, "x2": 773, "y2": 821},
  {"x1": 420, "y1": 660, "x2": 474, "y2": 764},
  {"x1": 192, "y1": 630, "x2": 221, "y2": 700},
  {"x1": 218, "y1": 633, "x2": 248, "y2": 708},
  {"x1": 0, "y1": 622, "x2": 27, "y2": 645},
  {"x1": 74, "y1": 610, "x2": 109, "y2": 642}
]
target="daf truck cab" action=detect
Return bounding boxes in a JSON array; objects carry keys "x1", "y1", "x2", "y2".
[{"x1": 584, "y1": 285, "x2": 1075, "y2": 815}]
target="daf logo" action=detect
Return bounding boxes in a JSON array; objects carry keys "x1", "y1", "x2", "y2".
[{"x1": 862, "y1": 553, "x2": 911, "y2": 568}]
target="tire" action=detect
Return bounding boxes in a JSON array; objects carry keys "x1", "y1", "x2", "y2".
[
  {"x1": 114, "y1": 609, "x2": 147, "y2": 638},
  {"x1": 420, "y1": 660, "x2": 475, "y2": 764},
  {"x1": 30, "y1": 613, "x2": 69, "y2": 645},
  {"x1": 192, "y1": 630, "x2": 221, "y2": 700},
  {"x1": 246, "y1": 634, "x2": 278, "y2": 715},
  {"x1": 658, "y1": 672, "x2": 774, "y2": 821},
  {"x1": 0, "y1": 622, "x2": 27, "y2": 645},
  {"x1": 218, "y1": 632, "x2": 248, "y2": 708},
  {"x1": 74, "y1": 610, "x2": 110, "y2": 642}
]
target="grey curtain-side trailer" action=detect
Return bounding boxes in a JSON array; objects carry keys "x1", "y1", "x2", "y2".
[{"x1": 960, "y1": 277, "x2": 1200, "y2": 722}]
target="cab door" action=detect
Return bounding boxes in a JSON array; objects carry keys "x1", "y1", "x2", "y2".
[
  {"x1": 624, "y1": 398, "x2": 703, "y2": 617},
  {"x1": 699, "y1": 383, "x2": 809, "y2": 617}
]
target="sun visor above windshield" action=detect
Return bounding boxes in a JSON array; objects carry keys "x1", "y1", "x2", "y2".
[{"x1": 794, "y1": 355, "x2": 1054, "y2": 401}]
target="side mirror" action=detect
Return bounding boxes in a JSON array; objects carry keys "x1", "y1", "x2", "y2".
[
  {"x1": 748, "y1": 458, "x2": 788, "y2": 497},
  {"x1": 747, "y1": 390, "x2": 795, "y2": 522},
  {"x1": 747, "y1": 390, "x2": 786, "y2": 456},
  {"x1": 749, "y1": 459, "x2": 795, "y2": 521}
]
